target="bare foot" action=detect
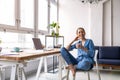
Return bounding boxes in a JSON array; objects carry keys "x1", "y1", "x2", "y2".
[{"x1": 68, "y1": 64, "x2": 76, "y2": 76}]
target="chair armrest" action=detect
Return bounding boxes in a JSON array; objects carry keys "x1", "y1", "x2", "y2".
[
  {"x1": 94, "y1": 50, "x2": 101, "y2": 80},
  {"x1": 94, "y1": 50, "x2": 98, "y2": 61},
  {"x1": 94, "y1": 50, "x2": 99, "y2": 66}
]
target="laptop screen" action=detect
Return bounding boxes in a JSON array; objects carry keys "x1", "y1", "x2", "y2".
[{"x1": 32, "y1": 38, "x2": 43, "y2": 50}]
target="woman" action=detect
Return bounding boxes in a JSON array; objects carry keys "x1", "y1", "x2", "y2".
[{"x1": 60, "y1": 27, "x2": 95, "y2": 76}]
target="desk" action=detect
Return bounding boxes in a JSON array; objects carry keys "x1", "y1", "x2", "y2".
[{"x1": 0, "y1": 49, "x2": 64, "y2": 80}]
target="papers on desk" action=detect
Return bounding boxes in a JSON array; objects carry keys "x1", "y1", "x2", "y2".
[
  {"x1": 0, "y1": 49, "x2": 22, "y2": 55},
  {"x1": 0, "y1": 52, "x2": 19, "y2": 55},
  {"x1": 0, "y1": 48, "x2": 55, "y2": 55},
  {"x1": 43, "y1": 48, "x2": 54, "y2": 51},
  {"x1": 23, "y1": 49, "x2": 44, "y2": 54},
  {"x1": 23, "y1": 48, "x2": 54, "y2": 54}
]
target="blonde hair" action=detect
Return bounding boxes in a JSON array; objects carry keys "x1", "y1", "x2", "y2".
[{"x1": 76, "y1": 27, "x2": 85, "y2": 34}]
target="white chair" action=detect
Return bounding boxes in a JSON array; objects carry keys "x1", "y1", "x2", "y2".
[
  {"x1": 0, "y1": 65, "x2": 6, "y2": 80},
  {"x1": 65, "y1": 50, "x2": 101, "y2": 80}
]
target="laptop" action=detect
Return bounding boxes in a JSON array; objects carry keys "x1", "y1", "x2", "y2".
[
  {"x1": 32, "y1": 38, "x2": 54, "y2": 51},
  {"x1": 32, "y1": 38, "x2": 43, "y2": 50}
]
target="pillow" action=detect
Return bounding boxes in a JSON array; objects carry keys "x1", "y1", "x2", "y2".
[{"x1": 99, "y1": 47, "x2": 120, "y2": 59}]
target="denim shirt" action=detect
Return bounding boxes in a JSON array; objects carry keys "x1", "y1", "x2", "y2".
[{"x1": 68, "y1": 39, "x2": 95, "y2": 64}]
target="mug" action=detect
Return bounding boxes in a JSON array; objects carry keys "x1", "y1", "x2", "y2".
[
  {"x1": 76, "y1": 42, "x2": 82, "y2": 49},
  {"x1": 14, "y1": 47, "x2": 20, "y2": 52}
]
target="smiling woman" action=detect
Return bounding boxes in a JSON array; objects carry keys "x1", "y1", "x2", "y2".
[{"x1": 60, "y1": 27, "x2": 95, "y2": 76}]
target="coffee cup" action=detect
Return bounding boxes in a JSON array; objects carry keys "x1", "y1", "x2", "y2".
[
  {"x1": 76, "y1": 43, "x2": 82, "y2": 49},
  {"x1": 14, "y1": 47, "x2": 20, "y2": 52}
]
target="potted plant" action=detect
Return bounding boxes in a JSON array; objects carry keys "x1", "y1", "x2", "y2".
[{"x1": 50, "y1": 22, "x2": 60, "y2": 37}]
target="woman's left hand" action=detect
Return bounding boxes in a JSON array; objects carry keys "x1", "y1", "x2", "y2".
[{"x1": 76, "y1": 43, "x2": 82, "y2": 49}]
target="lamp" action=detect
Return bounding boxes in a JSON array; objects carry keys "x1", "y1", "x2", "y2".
[{"x1": 79, "y1": 0, "x2": 102, "y2": 4}]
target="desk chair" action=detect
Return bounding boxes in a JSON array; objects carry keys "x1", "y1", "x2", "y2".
[{"x1": 65, "y1": 50, "x2": 101, "y2": 80}]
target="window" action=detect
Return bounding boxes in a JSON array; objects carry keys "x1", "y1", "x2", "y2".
[
  {"x1": 50, "y1": 0, "x2": 57, "y2": 24},
  {"x1": 0, "y1": 0, "x2": 58, "y2": 49},
  {"x1": 0, "y1": 0, "x2": 15, "y2": 26},
  {"x1": 20, "y1": 0, "x2": 34, "y2": 28},
  {"x1": 38, "y1": 0, "x2": 48, "y2": 31},
  {"x1": 0, "y1": 32, "x2": 33, "y2": 49}
]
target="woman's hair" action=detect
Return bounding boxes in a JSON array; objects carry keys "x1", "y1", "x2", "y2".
[{"x1": 76, "y1": 27, "x2": 85, "y2": 34}]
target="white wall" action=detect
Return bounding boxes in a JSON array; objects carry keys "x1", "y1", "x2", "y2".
[
  {"x1": 91, "y1": 0, "x2": 120, "y2": 46},
  {"x1": 59, "y1": 0, "x2": 90, "y2": 46},
  {"x1": 59, "y1": 0, "x2": 120, "y2": 46},
  {"x1": 113, "y1": 0, "x2": 120, "y2": 46},
  {"x1": 90, "y1": 3, "x2": 103, "y2": 46}
]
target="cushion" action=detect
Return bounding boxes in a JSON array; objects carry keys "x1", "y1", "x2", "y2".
[
  {"x1": 99, "y1": 46, "x2": 120, "y2": 59},
  {"x1": 95, "y1": 46, "x2": 99, "y2": 50},
  {"x1": 98, "y1": 59, "x2": 120, "y2": 65}
]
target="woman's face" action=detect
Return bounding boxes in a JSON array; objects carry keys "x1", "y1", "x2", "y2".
[{"x1": 76, "y1": 29, "x2": 85, "y2": 39}]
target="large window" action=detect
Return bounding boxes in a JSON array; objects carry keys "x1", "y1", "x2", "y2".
[
  {"x1": 50, "y1": 0, "x2": 57, "y2": 24},
  {"x1": 20, "y1": 0, "x2": 34, "y2": 28},
  {"x1": 0, "y1": 0, "x2": 15, "y2": 26},
  {"x1": 0, "y1": 32, "x2": 33, "y2": 49},
  {"x1": 38, "y1": 0, "x2": 48, "y2": 31},
  {"x1": 0, "y1": 0, "x2": 58, "y2": 49}
]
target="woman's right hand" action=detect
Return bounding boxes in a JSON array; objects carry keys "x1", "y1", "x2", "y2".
[
  {"x1": 72, "y1": 36, "x2": 79, "y2": 42},
  {"x1": 76, "y1": 43, "x2": 82, "y2": 49},
  {"x1": 66, "y1": 36, "x2": 79, "y2": 50}
]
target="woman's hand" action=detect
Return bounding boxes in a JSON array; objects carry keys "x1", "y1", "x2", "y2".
[
  {"x1": 73, "y1": 36, "x2": 79, "y2": 42},
  {"x1": 66, "y1": 36, "x2": 79, "y2": 50},
  {"x1": 76, "y1": 43, "x2": 82, "y2": 49},
  {"x1": 76, "y1": 43, "x2": 88, "y2": 52}
]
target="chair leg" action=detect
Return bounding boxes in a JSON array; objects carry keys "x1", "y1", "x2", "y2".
[
  {"x1": 66, "y1": 69, "x2": 76, "y2": 80},
  {"x1": 96, "y1": 65, "x2": 101, "y2": 80},
  {"x1": 87, "y1": 72, "x2": 90, "y2": 80},
  {"x1": 73, "y1": 73, "x2": 76, "y2": 80},
  {"x1": 0, "y1": 67, "x2": 5, "y2": 80},
  {"x1": 0, "y1": 68, "x2": 2, "y2": 80},
  {"x1": 66, "y1": 69, "x2": 70, "y2": 80},
  {"x1": 97, "y1": 69, "x2": 101, "y2": 80}
]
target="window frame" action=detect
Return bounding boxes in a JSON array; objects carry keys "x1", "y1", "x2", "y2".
[{"x1": 0, "y1": 0, "x2": 59, "y2": 36}]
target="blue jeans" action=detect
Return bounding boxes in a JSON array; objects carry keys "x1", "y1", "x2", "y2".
[
  {"x1": 60, "y1": 47, "x2": 93, "y2": 70},
  {"x1": 60, "y1": 47, "x2": 78, "y2": 65}
]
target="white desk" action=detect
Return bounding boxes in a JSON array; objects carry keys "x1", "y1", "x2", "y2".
[{"x1": 0, "y1": 49, "x2": 64, "y2": 80}]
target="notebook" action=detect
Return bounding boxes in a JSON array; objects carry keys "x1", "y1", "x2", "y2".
[{"x1": 32, "y1": 38, "x2": 43, "y2": 50}]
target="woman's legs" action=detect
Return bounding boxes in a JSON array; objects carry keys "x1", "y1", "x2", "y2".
[
  {"x1": 60, "y1": 47, "x2": 78, "y2": 76},
  {"x1": 60, "y1": 47, "x2": 78, "y2": 65}
]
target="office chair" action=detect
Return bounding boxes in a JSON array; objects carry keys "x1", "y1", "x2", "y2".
[{"x1": 65, "y1": 50, "x2": 101, "y2": 80}]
